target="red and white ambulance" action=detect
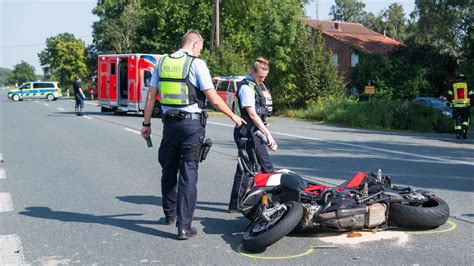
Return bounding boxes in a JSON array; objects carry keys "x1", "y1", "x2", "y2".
[{"x1": 97, "y1": 54, "x2": 162, "y2": 116}]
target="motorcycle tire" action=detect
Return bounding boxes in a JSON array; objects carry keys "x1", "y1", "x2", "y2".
[
  {"x1": 389, "y1": 196, "x2": 449, "y2": 229},
  {"x1": 242, "y1": 201, "x2": 303, "y2": 252}
]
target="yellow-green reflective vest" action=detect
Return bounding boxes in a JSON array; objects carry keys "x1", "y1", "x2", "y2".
[
  {"x1": 450, "y1": 82, "x2": 470, "y2": 107},
  {"x1": 158, "y1": 54, "x2": 203, "y2": 107}
]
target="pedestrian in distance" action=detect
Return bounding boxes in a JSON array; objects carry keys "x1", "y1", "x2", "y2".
[
  {"x1": 447, "y1": 74, "x2": 473, "y2": 139},
  {"x1": 73, "y1": 76, "x2": 86, "y2": 116},
  {"x1": 141, "y1": 30, "x2": 246, "y2": 240},
  {"x1": 228, "y1": 57, "x2": 277, "y2": 213}
]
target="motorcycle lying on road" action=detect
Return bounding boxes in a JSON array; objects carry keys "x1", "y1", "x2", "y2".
[{"x1": 236, "y1": 132, "x2": 450, "y2": 252}]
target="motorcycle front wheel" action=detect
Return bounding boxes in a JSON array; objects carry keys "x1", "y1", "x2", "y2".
[
  {"x1": 242, "y1": 201, "x2": 303, "y2": 252},
  {"x1": 389, "y1": 196, "x2": 450, "y2": 229}
]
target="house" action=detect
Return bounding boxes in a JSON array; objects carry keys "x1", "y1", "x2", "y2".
[{"x1": 303, "y1": 19, "x2": 402, "y2": 87}]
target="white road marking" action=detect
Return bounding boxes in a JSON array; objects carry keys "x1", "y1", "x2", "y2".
[
  {"x1": 85, "y1": 101, "x2": 98, "y2": 106},
  {"x1": 123, "y1": 127, "x2": 141, "y2": 135},
  {"x1": 0, "y1": 234, "x2": 27, "y2": 265},
  {"x1": 0, "y1": 168, "x2": 6, "y2": 179},
  {"x1": 0, "y1": 192, "x2": 14, "y2": 212},
  {"x1": 207, "y1": 121, "x2": 474, "y2": 166},
  {"x1": 44, "y1": 103, "x2": 49, "y2": 106},
  {"x1": 83, "y1": 115, "x2": 93, "y2": 120},
  {"x1": 57, "y1": 107, "x2": 65, "y2": 111}
]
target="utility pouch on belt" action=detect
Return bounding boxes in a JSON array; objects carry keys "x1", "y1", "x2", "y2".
[
  {"x1": 165, "y1": 109, "x2": 185, "y2": 120},
  {"x1": 198, "y1": 138, "x2": 213, "y2": 162},
  {"x1": 201, "y1": 110, "x2": 208, "y2": 127}
]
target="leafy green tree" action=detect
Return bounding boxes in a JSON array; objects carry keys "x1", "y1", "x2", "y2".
[
  {"x1": 92, "y1": 0, "x2": 141, "y2": 53},
  {"x1": 277, "y1": 27, "x2": 344, "y2": 108},
  {"x1": 329, "y1": 0, "x2": 366, "y2": 23},
  {"x1": 7, "y1": 61, "x2": 36, "y2": 86},
  {"x1": 38, "y1": 33, "x2": 76, "y2": 79},
  {"x1": 0, "y1": 67, "x2": 12, "y2": 86},
  {"x1": 38, "y1": 33, "x2": 87, "y2": 91},
  {"x1": 381, "y1": 3, "x2": 407, "y2": 41},
  {"x1": 410, "y1": 0, "x2": 472, "y2": 57}
]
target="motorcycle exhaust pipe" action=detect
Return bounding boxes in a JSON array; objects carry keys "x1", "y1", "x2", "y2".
[{"x1": 316, "y1": 206, "x2": 368, "y2": 221}]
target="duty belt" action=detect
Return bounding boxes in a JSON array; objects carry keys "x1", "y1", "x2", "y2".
[{"x1": 163, "y1": 110, "x2": 202, "y2": 120}]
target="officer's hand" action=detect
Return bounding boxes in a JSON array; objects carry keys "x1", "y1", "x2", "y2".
[
  {"x1": 141, "y1": 127, "x2": 151, "y2": 139},
  {"x1": 266, "y1": 134, "x2": 278, "y2": 151},
  {"x1": 231, "y1": 114, "x2": 246, "y2": 128}
]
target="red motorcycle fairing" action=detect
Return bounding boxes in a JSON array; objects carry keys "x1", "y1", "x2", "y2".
[{"x1": 344, "y1": 172, "x2": 369, "y2": 189}]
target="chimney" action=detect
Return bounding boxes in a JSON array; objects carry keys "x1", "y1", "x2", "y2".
[{"x1": 335, "y1": 22, "x2": 341, "y2": 31}]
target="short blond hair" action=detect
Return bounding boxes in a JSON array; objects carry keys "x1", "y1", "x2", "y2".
[
  {"x1": 182, "y1": 30, "x2": 204, "y2": 46},
  {"x1": 252, "y1": 57, "x2": 270, "y2": 72}
]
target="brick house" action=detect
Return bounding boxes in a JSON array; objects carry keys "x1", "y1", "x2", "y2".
[{"x1": 303, "y1": 19, "x2": 401, "y2": 89}]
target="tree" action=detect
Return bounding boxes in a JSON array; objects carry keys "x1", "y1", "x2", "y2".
[
  {"x1": 38, "y1": 34, "x2": 87, "y2": 91},
  {"x1": 0, "y1": 67, "x2": 12, "y2": 86},
  {"x1": 329, "y1": 0, "x2": 366, "y2": 23},
  {"x1": 7, "y1": 61, "x2": 36, "y2": 86},
  {"x1": 92, "y1": 0, "x2": 141, "y2": 53},
  {"x1": 280, "y1": 27, "x2": 344, "y2": 107},
  {"x1": 38, "y1": 33, "x2": 76, "y2": 79},
  {"x1": 410, "y1": 0, "x2": 472, "y2": 57},
  {"x1": 381, "y1": 3, "x2": 407, "y2": 41}
]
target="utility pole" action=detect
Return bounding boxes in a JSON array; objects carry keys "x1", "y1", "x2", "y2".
[{"x1": 210, "y1": 0, "x2": 220, "y2": 49}]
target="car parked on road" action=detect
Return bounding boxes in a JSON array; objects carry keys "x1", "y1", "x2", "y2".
[
  {"x1": 212, "y1": 76, "x2": 273, "y2": 115},
  {"x1": 412, "y1": 97, "x2": 452, "y2": 118},
  {"x1": 7, "y1": 81, "x2": 62, "y2": 101}
]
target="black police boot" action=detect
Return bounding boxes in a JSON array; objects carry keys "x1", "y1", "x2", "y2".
[
  {"x1": 178, "y1": 227, "x2": 197, "y2": 240},
  {"x1": 462, "y1": 126, "x2": 468, "y2": 139},
  {"x1": 455, "y1": 130, "x2": 462, "y2": 139},
  {"x1": 165, "y1": 216, "x2": 176, "y2": 225}
]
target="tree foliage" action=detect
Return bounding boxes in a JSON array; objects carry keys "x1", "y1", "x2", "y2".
[
  {"x1": 7, "y1": 61, "x2": 36, "y2": 86},
  {"x1": 279, "y1": 27, "x2": 344, "y2": 107},
  {"x1": 38, "y1": 33, "x2": 87, "y2": 90},
  {"x1": 329, "y1": 0, "x2": 366, "y2": 23}
]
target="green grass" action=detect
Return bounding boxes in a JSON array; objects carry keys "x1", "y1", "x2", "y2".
[{"x1": 277, "y1": 99, "x2": 457, "y2": 133}]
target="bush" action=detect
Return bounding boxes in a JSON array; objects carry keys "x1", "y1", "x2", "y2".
[{"x1": 277, "y1": 98, "x2": 453, "y2": 133}]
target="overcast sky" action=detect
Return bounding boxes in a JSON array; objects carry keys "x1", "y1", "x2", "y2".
[{"x1": 0, "y1": 0, "x2": 415, "y2": 74}]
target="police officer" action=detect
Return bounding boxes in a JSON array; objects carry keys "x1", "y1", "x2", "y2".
[
  {"x1": 228, "y1": 57, "x2": 277, "y2": 212},
  {"x1": 73, "y1": 76, "x2": 85, "y2": 116},
  {"x1": 447, "y1": 74, "x2": 473, "y2": 139},
  {"x1": 141, "y1": 30, "x2": 245, "y2": 240}
]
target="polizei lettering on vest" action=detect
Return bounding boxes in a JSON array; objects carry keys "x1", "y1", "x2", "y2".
[{"x1": 162, "y1": 65, "x2": 182, "y2": 73}]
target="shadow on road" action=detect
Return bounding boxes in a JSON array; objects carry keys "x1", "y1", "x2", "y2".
[
  {"x1": 18, "y1": 206, "x2": 177, "y2": 239},
  {"x1": 116, "y1": 195, "x2": 229, "y2": 214}
]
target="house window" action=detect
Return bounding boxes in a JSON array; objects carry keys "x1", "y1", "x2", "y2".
[
  {"x1": 351, "y1": 53, "x2": 359, "y2": 67},
  {"x1": 332, "y1": 54, "x2": 338, "y2": 66}
]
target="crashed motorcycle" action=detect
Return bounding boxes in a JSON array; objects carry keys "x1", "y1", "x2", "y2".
[{"x1": 236, "y1": 132, "x2": 450, "y2": 252}]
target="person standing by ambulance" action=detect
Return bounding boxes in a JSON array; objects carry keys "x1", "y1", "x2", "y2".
[
  {"x1": 447, "y1": 74, "x2": 473, "y2": 139},
  {"x1": 228, "y1": 57, "x2": 277, "y2": 212},
  {"x1": 73, "y1": 76, "x2": 86, "y2": 116},
  {"x1": 141, "y1": 30, "x2": 245, "y2": 240}
]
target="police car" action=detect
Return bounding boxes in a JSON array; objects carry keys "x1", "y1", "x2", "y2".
[{"x1": 7, "y1": 81, "x2": 62, "y2": 101}]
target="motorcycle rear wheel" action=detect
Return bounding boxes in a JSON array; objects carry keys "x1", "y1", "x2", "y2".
[
  {"x1": 389, "y1": 196, "x2": 449, "y2": 229},
  {"x1": 242, "y1": 201, "x2": 303, "y2": 252}
]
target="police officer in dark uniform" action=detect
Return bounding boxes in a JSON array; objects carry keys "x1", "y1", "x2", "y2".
[
  {"x1": 141, "y1": 30, "x2": 245, "y2": 240},
  {"x1": 447, "y1": 74, "x2": 473, "y2": 139},
  {"x1": 228, "y1": 57, "x2": 277, "y2": 212},
  {"x1": 73, "y1": 76, "x2": 85, "y2": 116}
]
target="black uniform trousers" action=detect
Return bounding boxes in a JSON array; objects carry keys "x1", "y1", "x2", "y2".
[
  {"x1": 74, "y1": 93, "x2": 84, "y2": 110},
  {"x1": 228, "y1": 127, "x2": 274, "y2": 210},
  {"x1": 453, "y1": 107, "x2": 470, "y2": 130},
  {"x1": 159, "y1": 117, "x2": 204, "y2": 229}
]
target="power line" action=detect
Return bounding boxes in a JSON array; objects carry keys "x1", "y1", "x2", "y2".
[{"x1": 0, "y1": 35, "x2": 93, "y2": 49}]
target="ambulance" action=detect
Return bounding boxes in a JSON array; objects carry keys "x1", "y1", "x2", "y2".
[{"x1": 97, "y1": 54, "x2": 162, "y2": 116}]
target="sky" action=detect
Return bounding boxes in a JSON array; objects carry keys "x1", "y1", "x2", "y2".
[{"x1": 0, "y1": 0, "x2": 415, "y2": 75}]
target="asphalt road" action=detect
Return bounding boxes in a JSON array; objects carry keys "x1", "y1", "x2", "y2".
[{"x1": 1, "y1": 92, "x2": 473, "y2": 265}]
